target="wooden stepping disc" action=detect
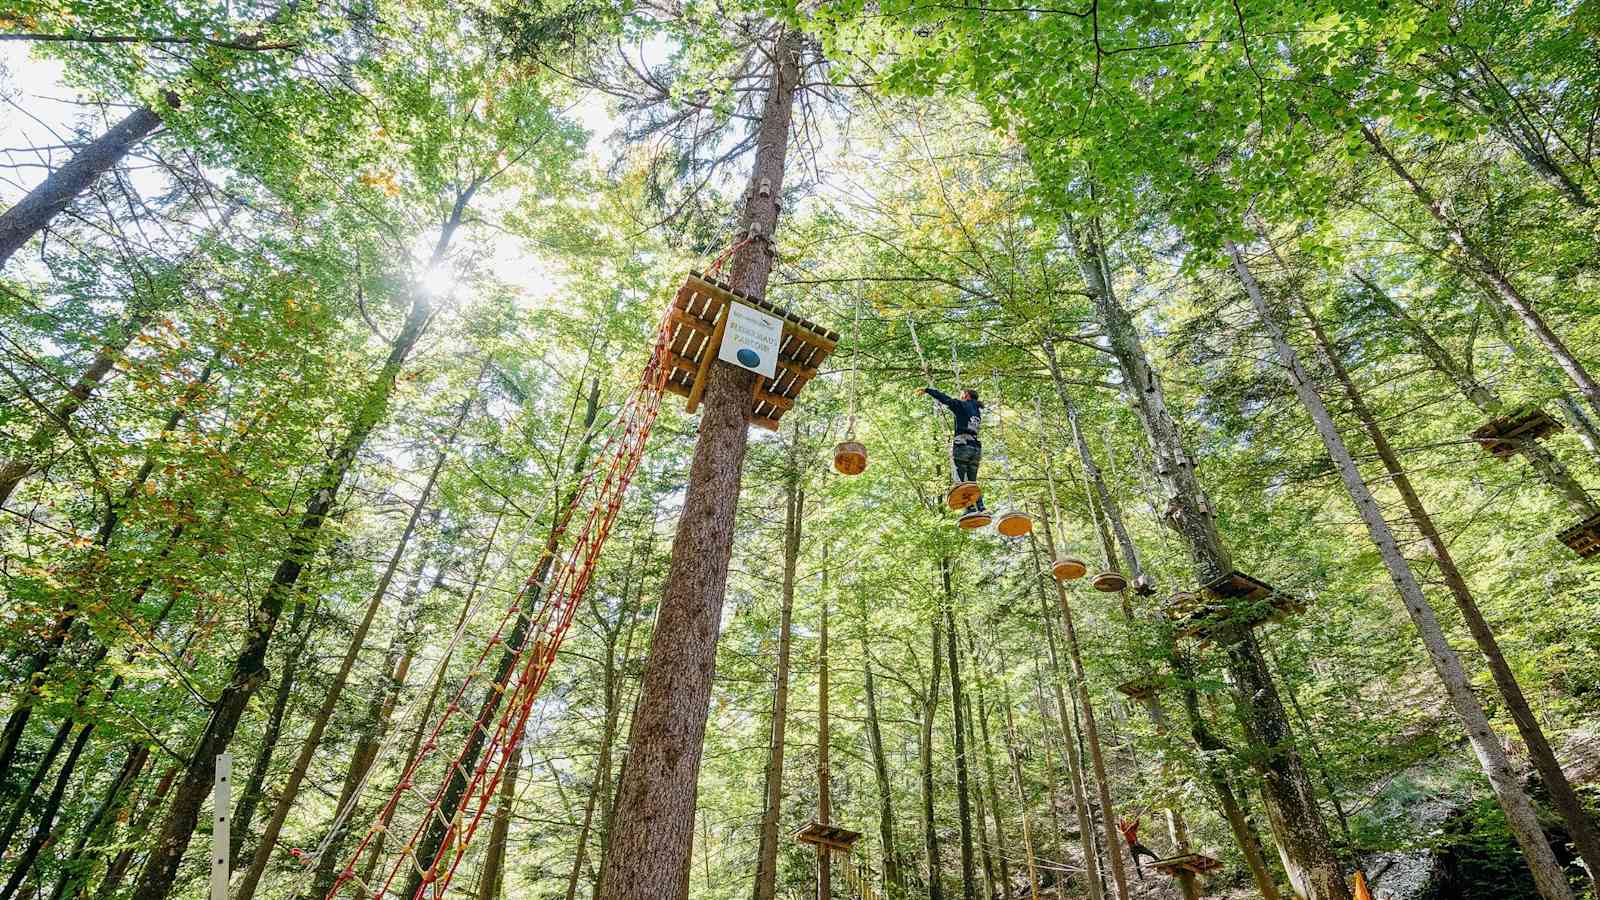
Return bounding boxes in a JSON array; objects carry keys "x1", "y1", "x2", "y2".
[
  {"x1": 957, "y1": 511, "x2": 992, "y2": 530},
  {"x1": 833, "y1": 440, "x2": 868, "y2": 476},
  {"x1": 995, "y1": 510, "x2": 1033, "y2": 537},
  {"x1": 1052, "y1": 557, "x2": 1088, "y2": 581},
  {"x1": 1091, "y1": 571, "x2": 1128, "y2": 593},
  {"x1": 946, "y1": 481, "x2": 982, "y2": 510}
]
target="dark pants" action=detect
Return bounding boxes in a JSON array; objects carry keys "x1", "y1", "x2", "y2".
[
  {"x1": 1128, "y1": 842, "x2": 1160, "y2": 880},
  {"x1": 951, "y1": 437, "x2": 984, "y2": 512}
]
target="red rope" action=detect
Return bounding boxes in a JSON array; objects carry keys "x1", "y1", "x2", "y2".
[
  {"x1": 705, "y1": 235, "x2": 755, "y2": 279},
  {"x1": 322, "y1": 298, "x2": 676, "y2": 900}
]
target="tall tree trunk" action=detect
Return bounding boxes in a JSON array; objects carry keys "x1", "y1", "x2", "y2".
[
  {"x1": 964, "y1": 691, "x2": 997, "y2": 900},
  {"x1": 96, "y1": 763, "x2": 178, "y2": 900},
  {"x1": 1230, "y1": 237, "x2": 1577, "y2": 900},
  {"x1": 567, "y1": 519, "x2": 651, "y2": 900},
  {"x1": 1290, "y1": 253, "x2": 1600, "y2": 885},
  {"x1": 753, "y1": 470, "x2": 804, "y2": 900},
  {"x1": 817, "y1": 587, "x2": 832, "y2": 900},
  {"x1": 1360, "y1": 124, "x2": 1600, "y2": 423},
  {"x1": 47, "y1": 743, "x2": 150, "y2": 900},
  {"x1": 1175, "y1": 682, "x2": 1282, "y2": 900},
  {"x1": 1069, "y1": 215, "x2": 1349, "y2": 900},
  {"x1": 1353, "y1": 273, "x2": 1597, "y2": 513},
  {"x1": 230, "y1": 594, "x2": 313, "y2": 867},
  {"x1": 1035, "y1": 519, "x2": 1128, "y2": 900},
  {"x1": 863, "y1": 634, "x2": 903, "y2": 897},
  {"x1": 1000, "y1": 688, "x2": 1041, "y2": 900},
  {"x1": 1032, "y1": 583, "x2": 1104, "y2": 900},
  {"x1": 236, "y1": 380, "x2": 470, "y2": 900},
  {"x1": 0, "y1": 722, "x2": 95, "y2": 900},
  {"x1": 921, "y1": 616, "x2": 946, "y2": 900},
  {"x1": 0, "y1": 104, "x2": 166, "y2": 268},
  {"x1": 941, "y1": 565, "x2": 978, "y2": 900},
  {"x1": 968, "y1": 630, "x2": 1013, "y2": 900},
  {"x1": 598, "y1": 27, "x2": 801, "y2": 900},
  {"x1": 128, "y1": 275, "x2": 433, "y2": 900},
  {"x1": 473, "y1": 736, "x2": 522, "y2": 900}
]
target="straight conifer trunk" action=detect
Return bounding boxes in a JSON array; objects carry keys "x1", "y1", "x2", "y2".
[
  {"x1": 965, "y1": 637, "x2": 1012, "y2": 900},
  {"x1": 862, "y1": 635, "x2": 903, "y2": 895},
  {"x1": 921, "y1": 617, "x2": 946, "y2": 900},
  {"x1": 598, "y1": 28, "x2": 801, "y2": 900},
  {"x1": 941, "y1": 567, "x2": 978, "y2": 900},
  {"x1": 1229, "y1": 237, "x2": 1577, "y2": 900},
  {"x1": 1069, "y1": 216, "x2": 1349, "y2": 900},
  {"x1": 753, "y1": 469, "x2": 803, "y2": 900}
]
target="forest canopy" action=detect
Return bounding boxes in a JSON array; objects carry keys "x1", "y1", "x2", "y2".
[{"x1": 2, "y1": 1, "x2": 1599, "y2": 900}]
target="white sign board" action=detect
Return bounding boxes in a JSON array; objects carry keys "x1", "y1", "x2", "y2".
[{"x1": 718, "y1": 301, "x2": 783, "y2": 379}]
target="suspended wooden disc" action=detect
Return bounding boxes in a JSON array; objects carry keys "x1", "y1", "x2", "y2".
[
  {"x1": 1091, "y1": 571, "x2": 1128, "y2": 593},
  {"x1": 957, "y1": 510, "x2": 992, "y2": 530},
  {"x1": 946, "y1": 481, "x2": 982, "y2": 510},
  {"x1": 1052, "y1": 557, "x2": 1088, "y2": 581},
  {"x1": 995, "y1": 510, "x2": 1033, "y2": 537},
  {"x1": 832, "y1": 440, "x2": 868, "y2": 476}
]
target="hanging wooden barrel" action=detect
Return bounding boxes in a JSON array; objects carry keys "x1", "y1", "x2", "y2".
[
  {"x1": 833, "y1": 440, "x2": 868, "y2": 476},
  {"x1": 1051, "y1": 557, "x2": 1088, "y2": 581},
  {"x1": 1091, "y1": 571, "x2": 1128, "y2": 593},
  {"x1": 946, "y1": 481, "x2": 982, "y2": 510},
  {"x1": 995, "y1": 510, "x2": 1033, "y2": 537},
  {"x1": 957, "y1": 510, "x2": 992, "y2": 530}
]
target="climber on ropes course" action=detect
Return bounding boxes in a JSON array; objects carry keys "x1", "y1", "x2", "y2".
[
  {"x1": 1118, "y1": 816, "x2": 1162, "y2": 881},
  {"x1": 918, "y1": 385, "x2": 986, "y2": 515}
]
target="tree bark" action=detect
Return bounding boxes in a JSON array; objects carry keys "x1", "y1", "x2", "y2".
[
  {"x1": 0, "y1": 104, "x2": 166, "y2": 268},
  {"x1": 1035, "y1": 519, "x2": 1128, "y2": 900},
  {"x1": 964, "y1": 691, "x2": 998, "y2": 900},
  {"x1": 230, "y1": 595, "x2": 312, "y2": 868},
  {"x1": 1031, "y1": 580, "x2": 1104, "y2": 900},
  {"x1": 816, "y1": 586, "x2": 832, "y2": 900},
  {"x1": 1001, "y1": 687, "x2": 1042, "y2": 900},
  {"x1": 1360, "y1": 123, "x2": 1600, "y2": 423},
  {"x1": 862, "y1": 628, "x2": 904, "y2": 896},
  {"x1": 753, "y1": 469, "x2": 803, "y2": 900},
  {"x1": 967, "y1": 630, "x2": 1013, "y2": 900},
  {"x1": 921, "y1": 616, "x2": 946, "y2": 900},
  {"x1": 474, "y1": 736, "x2": 522, "y2": 900},
  {"x1": 1230, "y1": 236, "x2": 1576, "y2": 900},
  {"x1": 597, "y1": 27, "x2": 801, "y2": 900},
  {"x1": 128, "y1": 279, "x2": 432, "y2": 900},
  {"x1": 1070, "y1": 215, "x2": 1348, "y2": 900},
  {"x1": 941, "y1": 565, "x2": 978, "y2": 900}
]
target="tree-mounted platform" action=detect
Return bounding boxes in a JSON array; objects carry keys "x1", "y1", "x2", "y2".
[
  {"x1": 1472, "y1": 405, "x2": 1563, "y2": 459},
  {"x1": 1152, "y1": 853, "x2": 1223, "y2": 877},
  {"x1": 794, "y1": 821, "x2": 862, "y2": 852},
  {"x1": 1115, "y1": 674, "x2": 1161, "y2": 701},
  {"x1": 661, "y1": 271, "x2": 839, "y2": 430},
  {"x1": 1557, "y1": 512, "x2": 1600, "y2": 559},
  {"x1": 1165, "y1": 571, "x2": 1307, "y2": 640}
]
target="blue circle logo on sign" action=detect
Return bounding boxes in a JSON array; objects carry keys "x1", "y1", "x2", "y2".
[{"x1": 736, "y1": 348, "x2": 761, "y2": 368}]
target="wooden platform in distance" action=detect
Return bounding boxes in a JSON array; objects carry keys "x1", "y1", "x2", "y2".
[
  {"x1": 1115, "y1": 674, "x2": 1161, "y2": 701},
  {"x1": 1169, "y1": 574, "x2": 1307, "y2": 641},
  {"x1": 794, "y1": 821, "x2": 862, "y2": 852},
  {"x1": 1472, "y1": 405, "x2": 1563, "y2": 458},
  {"x1": 1152, "y1": 853, "x2": 1223, "y2": 877},
  {"x1": 661, "y1": 271, "x2": 839, "y2": 430},
  {"x1": 1558, "y1": 512, "x2": 1600, "y2": 558}
]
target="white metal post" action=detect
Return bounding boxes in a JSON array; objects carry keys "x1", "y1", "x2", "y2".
[{"x1": 212, "y1": 753, "x2": 232, "y2": 900}]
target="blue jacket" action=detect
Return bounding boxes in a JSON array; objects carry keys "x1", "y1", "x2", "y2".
[{"x1": 926, "y1": 388, "x2": 983, "y2": 437}]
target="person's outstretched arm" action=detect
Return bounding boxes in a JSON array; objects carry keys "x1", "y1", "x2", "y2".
[{"x1": 920, "y1": 387, "x2": 959, "y2": 410}]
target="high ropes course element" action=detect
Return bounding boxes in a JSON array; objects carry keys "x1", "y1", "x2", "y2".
[{"x1": 297, "y1": 266, "x2": 837, "y2": 900}]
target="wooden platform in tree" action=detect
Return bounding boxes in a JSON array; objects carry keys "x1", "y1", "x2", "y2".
[
  {"x1": 1557, "y1": 512, "x2": 1600, "y2": 558},
  {"x1": 1115, "y1": 674, "x2": 1161, "y2": 701},
  {"x1": 661, "y1": 271, "x2": 839, "y2": 430},
  {"x1": 1472, "y1": 405, "x2": 1563, "y2": 459},
  {"x1": 1168, "y1": 574, "x2": 1307, "y2": 640},
  {"x1": 1152, "y1": 853, "x2": 1223, "y2": 877},
  {"x1": 794, "y1": 821, "x2": 862, "y2": 852}
]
